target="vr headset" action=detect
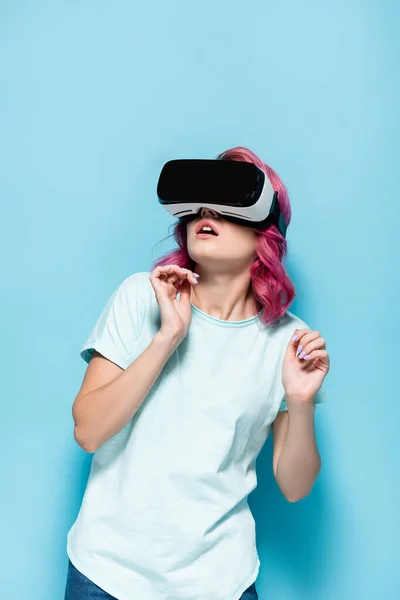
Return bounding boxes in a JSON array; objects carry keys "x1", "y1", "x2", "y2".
[{"x1": 157, "y1": 159, "x2": 287, "y2": 237}]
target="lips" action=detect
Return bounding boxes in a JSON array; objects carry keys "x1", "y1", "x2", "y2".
[{"x1": 195, "y1": 219, "x2": 220, "y2": 236}]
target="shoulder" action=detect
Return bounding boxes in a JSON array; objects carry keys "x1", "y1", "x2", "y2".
[
  {"x1": 119, "y1": 271, "x2": 152, "y2": 294},
  {"x1": 278, "y1": 309, "x2": 309, "y2": 332},
  {"x1": 113, "y1": 271, "x2": 155, "y2": 312},
  {"x1": 267, "y1": 309, "x2": 310, "y2": 340}
]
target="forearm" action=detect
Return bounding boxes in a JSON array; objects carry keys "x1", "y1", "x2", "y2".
[
  {"x1": 275, "y1": 400, "x2": 321, "y2": 502},
  {"x1": 73, "y1": 331, "x2": 178, "y2": 452}
]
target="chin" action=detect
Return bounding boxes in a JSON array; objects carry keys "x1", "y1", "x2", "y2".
[
  {"x1": 188, "y1": 251, "x2": 231, "y2": 268},
  {"x1": 188, "y1": 242, "x2": 219, "y2": 258}
]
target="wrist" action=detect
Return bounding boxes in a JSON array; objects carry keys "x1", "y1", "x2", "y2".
[
  {"x1": 154, "y1": 328, "x2": 183, "y2": 351},
  {"x1": 285, "y1": 394, "x2": 316, "y2": 412}
]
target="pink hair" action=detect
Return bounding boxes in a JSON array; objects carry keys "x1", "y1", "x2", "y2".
[{"x1": 153, "y1": 146, "x2": 296, "y2": 325}]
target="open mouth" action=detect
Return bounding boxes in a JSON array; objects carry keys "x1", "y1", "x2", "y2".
[{"x1": 195, "y1": 220, "x2": 220, "y2": 237}]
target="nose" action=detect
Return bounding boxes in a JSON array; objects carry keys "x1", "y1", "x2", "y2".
[{"x1": 200, "y1": 207, "x2": 220, "y2": 219}]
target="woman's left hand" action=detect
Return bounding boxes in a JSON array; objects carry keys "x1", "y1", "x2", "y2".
[{"x1": 282, "y1": 329, "x2": 330, "y2": 405}]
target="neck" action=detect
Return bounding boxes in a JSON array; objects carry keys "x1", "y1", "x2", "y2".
[{"x1": 189, "y1": 267, "x2": 257, "y2": 321}]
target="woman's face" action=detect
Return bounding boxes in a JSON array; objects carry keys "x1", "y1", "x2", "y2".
[{"x1": 186, "y1": 208, "x2": 258, "y2": 271}]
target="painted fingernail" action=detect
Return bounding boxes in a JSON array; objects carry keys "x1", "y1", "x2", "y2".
[
  {"x1": 193, "y1": 279, "x2": 198, "y2": 284},
  {"x1": 193, "y1": 273, "x2": 200, "y2": 278},
  {"x1": 299, "y1": 350, "x2": 306, "y2": 359},
  {"x1": 182, "y1": 269, "x2": 189, "y2": 273},
  {"x1": 291, "y1": 335, "x2": 299, "y2": 341},
  {"x1": 296, "y1": 344, "x2": 303, "y2": 357},
  {"x1": 304, "y1": 354, "x2": 311, "y2": 360}
]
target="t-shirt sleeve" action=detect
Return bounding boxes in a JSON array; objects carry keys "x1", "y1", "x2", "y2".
[{"x1": 80, "y1": 272, "x2": 149, "y2": 370}]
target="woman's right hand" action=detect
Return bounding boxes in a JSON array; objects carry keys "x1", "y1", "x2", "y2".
[{"x1": 149, "y1": 265, "x2": 199, "y2": 343}]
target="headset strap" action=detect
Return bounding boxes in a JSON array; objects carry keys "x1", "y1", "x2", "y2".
[{"x1": 269, "y1": 192, "x2": 287, "y2": 238}]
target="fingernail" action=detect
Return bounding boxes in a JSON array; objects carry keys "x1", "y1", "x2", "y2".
[
  {"x1": 193, "y1": 273, "x2": 200, "y2": 278},
  {"x1": 296, "y1": 344, "x2": 303, "y2": 357},
  {"x1": 193, "y1": 279, "x2": 198, "y2": 284},
  {"x1": 182, "y1": 269, "x2": 189, "y2": 273},
  {"x1": 299, "y1": 350, "x2": 306, "y2": 359},
  {"x1": 304, "y1": 354, "x2": 311, "y2": 360},
  {"x1": 291, "y1": 335, "x2": 299, "y2": 341}
]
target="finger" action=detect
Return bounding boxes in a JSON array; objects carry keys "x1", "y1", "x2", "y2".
[
  {"x1": 293, "y1": 330, "x2": 322, "y2": 358},
  {"x1": 150, "y1": 265, "x2": 172, "y2": 281},
  {"x1": 150, "y1": 267, "x2": 178, "y2": 297},
  {"x1": 303, "y1": 349, "x2": 329, "y2": 362},
  {"x1": 167, "y1": 266, "x2": 198, "y2": 288},
  {"x1": 149, "y1": 267, "x2": 164, "y2": 290},
  {"x1": 298, "y1": 336, "x2": 326, "y2": 359},
  {"x1": 156, "y1": 265, "x2": 180, "y2": 281},
  {"x1": 159, "y1": 271, "x2": 179, "y2": 286},
  {"x1": 156, "y1": 265, "x2": 198, "y2": 286},
  {"x1": 287, "y1": 328, "x2": 311, "y2": 357},
  {"x1": 289, "y1": 328, "x2": 312, "y2": 344},
  {"x1": 179, "y1": 278, "x2": 192, "y2": 305},
  {"x1": 152, "y1": 265, "x2": 180, "y2": 278},
  {"x1": 181, "y1": 268, "x2": 199, "y2": 285},
  {"x1": 151, "y1": 266, "x2": 181, "y2": 290}
]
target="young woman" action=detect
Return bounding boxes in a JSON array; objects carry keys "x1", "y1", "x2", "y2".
[{"x1": 65, "y1": 147, "x2": 330, "y2": 600}]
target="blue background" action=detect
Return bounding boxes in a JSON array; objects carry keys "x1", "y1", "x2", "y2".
[{"x1": 1, "y1": 1, "x2": 398, "y2": 598}]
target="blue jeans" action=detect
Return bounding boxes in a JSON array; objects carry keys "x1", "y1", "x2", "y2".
[{"x1": 65, "y1": 560, "x2": 258, "y2": 599}]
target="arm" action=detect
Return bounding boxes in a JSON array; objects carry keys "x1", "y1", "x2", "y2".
[
  {"x1": 272, "y1": 326, "x2": 330, "y2": 502},
  {"x1": 73, "y1": 265, "x2": 197, "y2": 453},
  {"x1": 73, "y1": 331, "x2": 179, "y2": 454},
  {"x1": 272, "y1": 401, "x2": 321, "y2": 502}
]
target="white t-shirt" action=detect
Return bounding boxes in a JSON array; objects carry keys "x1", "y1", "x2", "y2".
[{"x1": 67, "y1": 272, "x2": 326, "y2": 600}]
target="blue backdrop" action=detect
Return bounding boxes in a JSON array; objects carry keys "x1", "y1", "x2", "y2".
[{"x1": 1, "y1": 1, "x2": 398, "y2": 598}]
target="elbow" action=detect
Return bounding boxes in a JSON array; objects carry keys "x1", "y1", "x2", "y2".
[
  {"x1": 72, "y1": 397, "x2": 100, "y2": 454},
  {"x1": 285, "y1": 481, "x2": 318, "y2": 503},
  {"x1": 286, "y1": 492, "x2": 309, "y2": 503},
  {"x1": 286, "y1": 463, "x2": 322, "y2": 503},
  {"x1": 74, "y1": 425, "x2": 99, "y2": 454}
]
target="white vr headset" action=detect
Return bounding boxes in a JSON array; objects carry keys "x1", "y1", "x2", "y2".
[{"x1": 157, "y1": 159, "x2": 287, "y2": 237}]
